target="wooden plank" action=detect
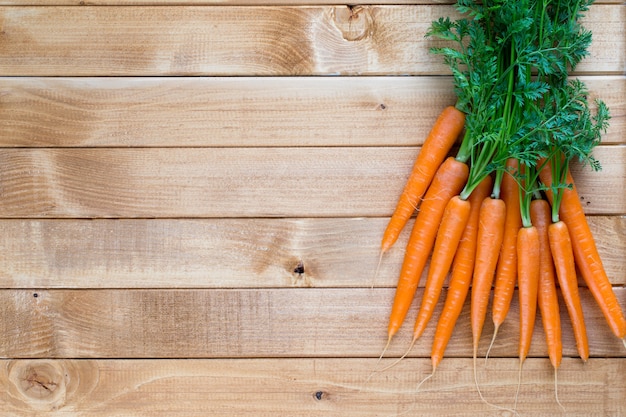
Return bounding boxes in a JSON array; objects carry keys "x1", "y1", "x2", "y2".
[
  {"x1": 2, "y1": 0, "x2": 456, "y2": 4},
  {"x1": 1, "y1": 288, "x2": 624, "y2": 359},
  {"x1": 1, "y1": 76, "x2": 623, "y2": 147},
  {"x1": 0, "y1": 146, "x2": 623, "y2": 218},
  {"x1": 1, "y1": 216, "x2": 623, "y2": 288},
  {"x1": 0, "y1": 358, "x2": 624, "y2": 416},
  {"x1": 0, "y1": 76, "x2": 458, "y2": 147},
  {"x1": 0, "y1": 6, "x2": 622, "y2": 76},
  {"x1": 2, "y1": 0, "x2": 624, "y2": 5}
]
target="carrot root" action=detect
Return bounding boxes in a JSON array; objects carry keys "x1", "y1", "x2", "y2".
[
  {"x1": 430, "y1": 176, "x2": 494, "y2": 370},
  {"x1": 554, "y1": 367, "x2": 566, "y2": 412},
  {"x1": 371, "y1": 249, "x2": 384, "y2": 289},
  {"x1": 472, "y1": 355, "x2": 518, "y2": 416},
  {"x1": 514, "y1": 360, "x2": 523, "y2": 413},
  {"x1": 412, "y1": 195, "x2": 471, "y2": 341},
  {"x1": 381, "y1": 106, "x2": 466, "y2": 253},
  {"x1": 376, "y1": 336, "x2": 392, "y2": 366},
  {"x1": 491, "y1": 158, "x2": 522, "y2": 348},
  {"x1": 548, "y1": 221, "x2": 589, "y2": 362},
  {"x1": 387, "y1": 157, "x2": 469, "y2": 340},
  {"x1": 471, "y1": 197, "x2": 506, "y2": 356},
  {"x1": 539, "y1": 163, "x2": 626, "y2": 340},
  {"x1": 517, "y1": 226, "x2": 540, "y2": 363},
  {"x1": 375, "y1": 338, "x2": 417, "y2": 375},
  {"x1": 484, "y1": 324, "x2": 500, "y2": 363}
]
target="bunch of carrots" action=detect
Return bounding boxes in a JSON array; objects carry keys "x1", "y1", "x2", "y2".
[{"x1": 376, "y1": 0, "x2": 626, "y2": 400}]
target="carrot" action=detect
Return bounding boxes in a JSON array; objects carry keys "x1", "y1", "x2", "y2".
[
  {"x1": 386, "y1": 156, "x2": 469, "y2": 343},
  {"x1": 411, "y1": 195, "x2": 471, "y2": 343},
  {"x1": 539, "y1": 162, "x2": 626, "y2": 341},
  {"x1": 517, "y1": 225, "x2": 540, "y2": 363},
  {"x1": 381, "y1": 106, "x2": 466, "y2": 254},
  {"x1": 548, "y1": 220, "x2": 590, "y2": 361},
  {"x1": 431, "y1": 175, "x2": 493, "y2": 371},
  {"x1": 531, "y1": 199, "x2": 562, "y2": 370},
  {"x1": 532, "y1": 198, "x2": 564, "y2": 410},
  {"x1": 471, "y1": 196, "x2": 506, "y2": 358},
  {"x1": 470, "y1": 195, "x2": 506, "y2": 409},
  {"x1": 512, "y1": 224, "x2": 540, "y2": 411},
  {"x1": 489, "y1": 158, "x2": 522, "y2": 351}
]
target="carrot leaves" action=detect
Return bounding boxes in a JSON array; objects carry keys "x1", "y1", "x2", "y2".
[{"x1": 426, "y1": 0, "x2": 610, "y2": 206}]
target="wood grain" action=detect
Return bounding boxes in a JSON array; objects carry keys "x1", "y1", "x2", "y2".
[
  {"x1": 0, "y1": 146, "x2": 623, "y2": 218},
  {"x1": 1, "y1": 0, "x2": 624, "y2": 414},
  {"x1": 1, "y1": 76, "x2": 623, "y2": 147},
  {"x1": 2, "y1": 0, "x2": 625, "y2": 5},
  {"x1": 0, "y1": 358, "x2": 624, "y2": 416},
  {"x1": 1, "y1": 216, "x2": 624, "y2": 288},
  {"x1": 0, "y1": 5, "x2": 622, "y2": 76},
  {"x1": 1, "y1": 288, "x2": 625, "y2": 359}
]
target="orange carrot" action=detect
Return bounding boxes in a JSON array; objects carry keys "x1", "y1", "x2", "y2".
[
  {"x1": 387, "y1": 157, "x2": 469, "y2": 342},
  {"x1": 381, "y1": 106, "x2": 465, "y2": 254},
  {"x1": 490, "y1": 158, "x2": 522, "y2": 343},
  {"x1": 431, "y1": 175, "x2": 493, "y2": 371},
  {"x1": 531, "y1": 199, "x2": 562, "y2": 370},
  {"x1": 517, "y1": 225, "x2": 540, "y2": 363},
  {"x1": 470, "y1": 196, "x2": 506, "y2": 358},
  {"x1": 548, "y1": 220, "x2": 590, "y2": 361},
  {"x1": 532, "y1": 198, "x2": 565, "y2": 410},
  {"x1": 513, "y1": 224, "x2": 541, "y2": 411},
  {"x1": 539, "y1": 163, "x2": 626, "y2": 340},
  {"x1": 412, "y1": 195, "x2": 471, "y2": 343},
  {"x1": 470, "y1": 195, "x2": 506, "y2": 409}
]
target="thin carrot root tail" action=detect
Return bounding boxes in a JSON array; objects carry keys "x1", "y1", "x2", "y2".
[
  {"x1": 622, "y1": 338, "x2": 626, "y2": 350},
  {"x1": 415, "y1": 370, "x2": 435, "y2": 394},
  {"x1": 554, "y1": 367, "x2": 565, "y2": 413},
  {"x1": 362, "y1": 336, "x2": 393, "y2": 388},
  {"x1": 371, "y1": 250, "x2": 384, "y2": 289},
  {"x1": 473, "y1": 353, "x2": 518, "y2": 416},
  {"x1": 514, "y1": 360, "x2": 523, "y2": 413},
  {"x1": 376, "y1": 337, "x2": 417, "y2": 374},
  {"x1": 485, "y1": 324, "x2": 500, "y2": 363},
  {"x1": 394, "y1": 370, "x2": 437, "y2": 417},
  {"x1": 376, "y1": 336, "x2": 392, "y2": 366}
]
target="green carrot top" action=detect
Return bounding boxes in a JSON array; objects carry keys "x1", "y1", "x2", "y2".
[{"x1": 426, "y1": 0, "x2": 609, "y2": 210}]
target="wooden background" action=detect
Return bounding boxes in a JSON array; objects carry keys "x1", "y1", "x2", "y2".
[{"x1": 0, "y1": 0, "x2": 624, "y2": 415}]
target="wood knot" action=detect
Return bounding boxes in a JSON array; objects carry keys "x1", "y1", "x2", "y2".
[
  {"x1": 313, "y1": 390, "x2": 328, "y2": 400},
  {"x1": 293, "y1": 260, "x2": 305, "y2": 275},
  {"x1": 332, "y1": 6, "x2": 374, "y2": 42},
  {"x1": 8, "y1": 360, "x2": 67, "y2": 410}
]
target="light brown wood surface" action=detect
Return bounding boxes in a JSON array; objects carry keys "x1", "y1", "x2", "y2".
[
  {"x1": 0, "y1": 358, "x2": 624, "y2": 416},
  {"x1": 0, "y1": 5, "x2": 623, "y2": 76},
  {"x1": 1, "y1": 288, "x2": 625, "y2": 358},
  {"x1": 1, "y1": 216, "x2": 624, "y2": 288},
  {"x1": 1, "y1": 76, "x2": 624, "y2": 147},
  {"x1": 3, "y1": 0, "x2": 626, "y2": 5},
  {"x1": 0, "y1": 146, "x2": 624, "y2": 218},
  {"x1": 0, "y1": 1, "x2": 624, "y2": 416}
]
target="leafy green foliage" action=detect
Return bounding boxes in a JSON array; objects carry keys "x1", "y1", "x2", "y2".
[{"x1": 425, "y1": 0, "x2": 609, "y2": 218}]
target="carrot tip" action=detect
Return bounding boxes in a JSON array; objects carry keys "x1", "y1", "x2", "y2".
[
  {"x1": 363, "y1": 336, "x2": 394, "y2": 387},
  {"x1": 415, "y1": 370, "x2": 435, "y2": 394},
  {"x1": 371, "y1": 250, "x2": 384, "y2": 289},
  {"x1": 376, "y1": 336, "x2": 392, "y2": 366},
  {"x1": 554, "y1": 367, "x2": 566, "y2": 413},
  {"x1": 485, "y1": 324, "x2": 500, "y2": 364},
  {"x1": 473, "y1": 354, "x2": 518, "y2": 416},
  {"x1": 514, "y1": 360, "x2": 523, "y2": 413},
  {"x1": 622, "y1": 338, "x2": 626, "y2": 351},
  {"x1": 376, "y1": 337, "x2": 416, "y2": 374}
]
